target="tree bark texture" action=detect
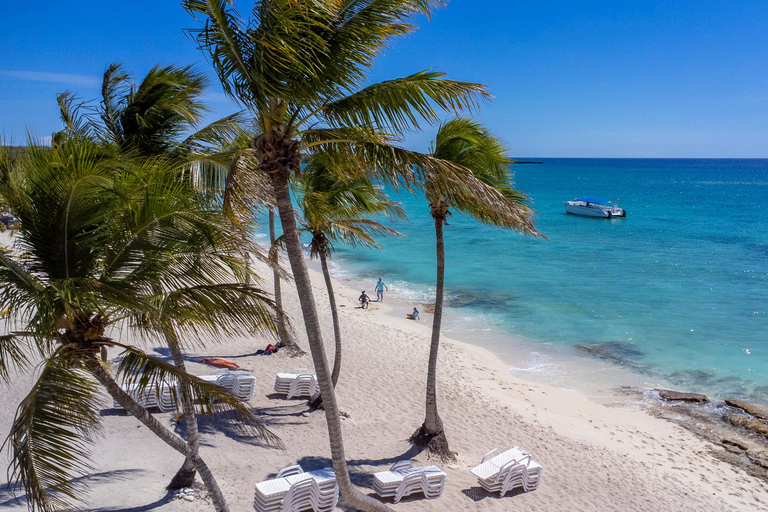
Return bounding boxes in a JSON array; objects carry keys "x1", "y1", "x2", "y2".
[
  {"x1": 423, "y1": 213, "x2": 446, "y2": 436},
  {"x1": 271, "y1": 171, "x2": 393, "y2": 512},
  {"x1": 167, "y1": 334, "x2": 201, "y2": 490},
  {"x1": 270, "y1": 207, "x2": 301, "y2": 355},
  {"x1": 85, "y1": 358, "x2": 229, "y2": 512},
  {"x1": 319, "y1": 251, "x2": 344, "y2": 388}
]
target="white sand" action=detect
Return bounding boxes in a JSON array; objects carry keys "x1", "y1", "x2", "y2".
[{"x1": 1, "y1": 233, "x2": 767, "y2": 511}]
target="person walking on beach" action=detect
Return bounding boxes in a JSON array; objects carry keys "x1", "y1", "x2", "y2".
[
  {"x1": 359, "y1": 291, "x2": 370, "y2": 309},
  {"x1": 374, "y1": 278, "x2": 388, "y2": 301}
]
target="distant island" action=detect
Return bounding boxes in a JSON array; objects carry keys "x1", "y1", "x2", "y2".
[{"x1": 512, "y1": 160, "x2": 543, "y2": 164}]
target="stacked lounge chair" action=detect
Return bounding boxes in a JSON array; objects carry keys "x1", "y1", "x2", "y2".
[
  {"x1": 372, "y1": 460, "x2": 447, "y2": 503},
  {"x1": 199, "y1": 369, "x2": 257, "y2": 401},
  {"x1": 253, "y1": 465, "x2": 338, "y2": 512},
  {"x1": 112, "y1": 382, "x2": 179, "y2": 412},
  {"x1": 470, "y1": 447, "x2": 542, "y2": 496},
  {"x1": 274, "y1": 368, "x2": 318, "y2": 399}
]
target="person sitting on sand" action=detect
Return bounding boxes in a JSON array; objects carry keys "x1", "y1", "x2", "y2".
[
  {"x1": 406, "y1": 307, "x2": 419, "y2": 320},
  {"x1": 359, "y1": 291, "x2": 370, "y2": 309}
]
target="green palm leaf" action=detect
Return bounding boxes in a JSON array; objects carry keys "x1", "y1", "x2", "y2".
[
  {"x1": 113, "y1": 345, "x2": 281, "y2": 446},
  {"x1": 4, "y1": 354, "x2": 103, "y2": 512}
]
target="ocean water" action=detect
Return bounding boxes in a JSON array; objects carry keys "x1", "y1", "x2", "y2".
[{"x1": 278, "y1": 159, "x2": 768, "y2": 401}]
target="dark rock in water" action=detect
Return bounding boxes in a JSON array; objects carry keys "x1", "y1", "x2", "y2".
[
  {"x1": 747, "y1": 450, "x2": 768, "y2": 469},
  {"x1": 574, "y1": 342, "x2": 652, "y2": 374},
  {"x1": 656, "y1": 389, "x2": 709, "y2": 403},
  {"x1": 723, "y1": 413, "x2": 768, "y2": 437},
  {"x1": 722, "y1": 438, "x2": 748, "y2": 452},
  {"x1": 725, "y1": 399, "x2": 768, "y2": 421}
]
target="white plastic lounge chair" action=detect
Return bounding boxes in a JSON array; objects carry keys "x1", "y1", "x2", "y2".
[
  {"x1": 372, "y1": 460, "x2": 447, "y2": 503},
  {"x1": 470, "y1": 447, "x2": 542, "y2": 496},
  {"x1": 274, "y1": 372, "x2": 317, "y2": 399},
  {"x1": 253, "y1": 465, "x2": 338, "y2": 512}
]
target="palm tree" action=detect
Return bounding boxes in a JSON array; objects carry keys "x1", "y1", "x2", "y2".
[
  {"x1": 182, "y1": 2, "x2": 495, "y2": 510},
  {"x1": 299, "y1": 162, "x2": 405, "y2": 389},
  {"x1": 408, "y1": 117, "x2": 541, "y2": 460},
  {"x1": 0, "y1": 140, "x2": 280, "y2": 512},
  {"x1": 55, "y1": 62, "x2": 241, "y2": 162},
  {"x1": 53, "y1": 67, "x2": 283, "y2": 490}
]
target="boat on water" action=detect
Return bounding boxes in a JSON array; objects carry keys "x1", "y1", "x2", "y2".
[{"x1": 564, "y1": 198, "x2": 626, "y2": 218}]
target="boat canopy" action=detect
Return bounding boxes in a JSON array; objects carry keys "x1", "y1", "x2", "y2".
[{"x1": 574, "y1": 197, "x2": 612, "y2": 204}]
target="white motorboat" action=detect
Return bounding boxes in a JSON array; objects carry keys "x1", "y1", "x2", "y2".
[{"x1": 564, "y1": 198, "x2": 625, "y2": 218}]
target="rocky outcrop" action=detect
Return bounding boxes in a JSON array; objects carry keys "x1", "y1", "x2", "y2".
[
  {"x1": 725, "y1": 399, "x2": 768, "y2": 421},
  {"x1": 747, "y1": 450, "x2": 768, "y2": 469},
  {"x1": 656, "y1": 389, "x2": 709, "y2": 403},
  {"x1": 721, "y1": 438, "x2": 748, "y2": 452},
  {"x1": 723, "y1": 413, "x2": 768, "y2": 437}
]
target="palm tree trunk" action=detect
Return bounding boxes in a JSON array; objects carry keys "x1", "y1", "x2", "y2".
[
  {"x1": 319, "y1": 250, "x2": 343, "y2": 387},
  {"x1": 409, "y1": 212, "x2": 455, "y2": 461},
  {"x1": 269, "y1": 207, "x2": 302, "y2": 356},
  {"x1": 271, "y1": 172, "x2": 392, "y2": 512},
  {"x1": 166, "y1": 333, "x2": 200, "y2": 490},
  {"x1": 85, "y1": 358, "x2": 229, "y2": 512}
]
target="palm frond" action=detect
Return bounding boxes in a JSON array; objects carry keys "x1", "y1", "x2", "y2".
[
  {"x1": 4, "y1": 354, "x2": 103, "y2": 512},
  {"x1": 322, "y1": 70, "x2": 488, "y2": 133},
  {"x1": 114, "y1": 345, "x2": 281, "y2": 447}
]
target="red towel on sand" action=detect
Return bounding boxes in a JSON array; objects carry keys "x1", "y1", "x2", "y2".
[{"x1": 200, "y1": 357, "x2": 240, "y2": 369}]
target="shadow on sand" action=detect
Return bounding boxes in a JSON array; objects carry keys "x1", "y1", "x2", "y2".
[{"x1": 0, "y1": 469, "x2": 150, "y2": 510}]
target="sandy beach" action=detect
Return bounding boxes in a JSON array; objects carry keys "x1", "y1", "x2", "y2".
[{"x1": 1, "y1": 233, "x2": 767, "y2": 511}]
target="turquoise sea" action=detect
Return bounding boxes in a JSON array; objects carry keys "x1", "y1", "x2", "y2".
[{"x1": 311, "y1": 159, "x2": 768, "y2": 401}]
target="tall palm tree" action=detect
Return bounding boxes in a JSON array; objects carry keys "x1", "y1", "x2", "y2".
[
  {"x1": 299, "y1": 162, "x2": 405, "y2": 388},
  {"x1": 409, "y1": 117, "x2": 541, "y2": 460},
  {"x1": 0, "y1": 140, "x2": 280, "y2": 512},
  {"x1": 183, "y1": 2, "x2": 497, "y2": 510}
]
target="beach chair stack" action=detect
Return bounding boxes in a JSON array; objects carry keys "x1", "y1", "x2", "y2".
[
  {"x1": 112, "y1": 382, "x2": 179, "y2": 412},
  {"x1": 253, "y1": 465, "x2": 338, "y2": 512},
  {"x1": 471, "y1": 447, "x2": 542, "y2": 496},
  {"x1": 274, "y1": 368, "x2": 318, "y2": 399},
  {"x1": 199, "y1": 369, "x2": 257, "y2": 401},
  {"x1": 372, "y1": 460, "x2": 447, "y2": 503}
]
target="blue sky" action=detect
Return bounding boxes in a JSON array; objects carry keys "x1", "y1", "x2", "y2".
[{"x1": 1, "y1": 1, "x2": 767, "y2": 157}]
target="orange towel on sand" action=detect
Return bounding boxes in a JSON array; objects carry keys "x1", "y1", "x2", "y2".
[{"x1": 200, "y1": 357, "x2": 240, "y2": 369}]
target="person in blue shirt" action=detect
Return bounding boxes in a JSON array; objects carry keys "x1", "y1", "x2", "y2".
[
  {"x1": 374, "y1": 278, "x2": 388, "y2": 301},
  {"x1": 406, "y1": 307, "x2": 419, "y2": 320}
]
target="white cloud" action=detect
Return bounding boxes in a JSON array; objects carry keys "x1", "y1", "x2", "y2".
[{"x1": 0, "y1": 70, "x2": 100, "y2": 87}]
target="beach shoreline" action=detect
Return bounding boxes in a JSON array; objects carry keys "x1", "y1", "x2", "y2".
[{"x1": 1, "y1": 229, "x2": 768, "y2": 511}]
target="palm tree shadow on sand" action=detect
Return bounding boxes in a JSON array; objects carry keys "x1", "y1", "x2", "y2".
[{"x1": 0, "y1": 470, "x2": 159, "y2": 510}]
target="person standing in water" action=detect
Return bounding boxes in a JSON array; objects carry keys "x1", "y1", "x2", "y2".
[{"x1": 374, "y1": 278, "x2": 388, "y2": 301}]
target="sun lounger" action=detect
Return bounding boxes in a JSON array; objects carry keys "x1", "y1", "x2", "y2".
[
  {"x1": 372, "y1": 460, "x2": 447, "y2": 503},
  {"x1": 274, "y1": 371, "x2": 318, "y2": 399},
  {"x1": 197, "y1": 371, "x2": 257, "y2": 401},
  {"x1": 470, "y1": 447, "x2": 542, "y2": 496},
  {"x1": 112, "y1": 382, "x2": 179, "y2": 412},
  {"x1": 253, "y1": 465, "x2": 338, "y2": 512}
]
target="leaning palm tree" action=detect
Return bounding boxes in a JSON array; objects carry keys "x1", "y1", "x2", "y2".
[
  {"x1": 54, "y1": 69, "x2": 281, "y2": 489},
  {"x1": 299, "y1": 162, "x2": 405, "y2": 389},
  {"x1": 0, "y1": 140, "x2": 280, "y2": 512},
  {"x1": 183, "y1": 2, "x2": 496, "y2": 510},
  {"x1": 409, "y1": 117, "x2": 541, "y2": 460}
]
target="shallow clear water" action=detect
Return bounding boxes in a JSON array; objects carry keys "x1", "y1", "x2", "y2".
[{"x1": 277, "y1": 159, "x2": 768, "y2": 400}]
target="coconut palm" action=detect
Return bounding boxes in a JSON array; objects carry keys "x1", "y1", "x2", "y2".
[
  {"x1": 0, "y1": 140, "x2": 280, "y2": 512},
  {"x1": 182, "y1": 2, "x2": 497, "y2": 509},
  {"x1": 408, "y1": 117, "x2": 541, "y2": 460},
  {"x1": 54, "y1": 68, "x2": 283, "y2": 490},
  {"x1": 299, "y1": 162, "x2": 405, "y2": 389}
]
